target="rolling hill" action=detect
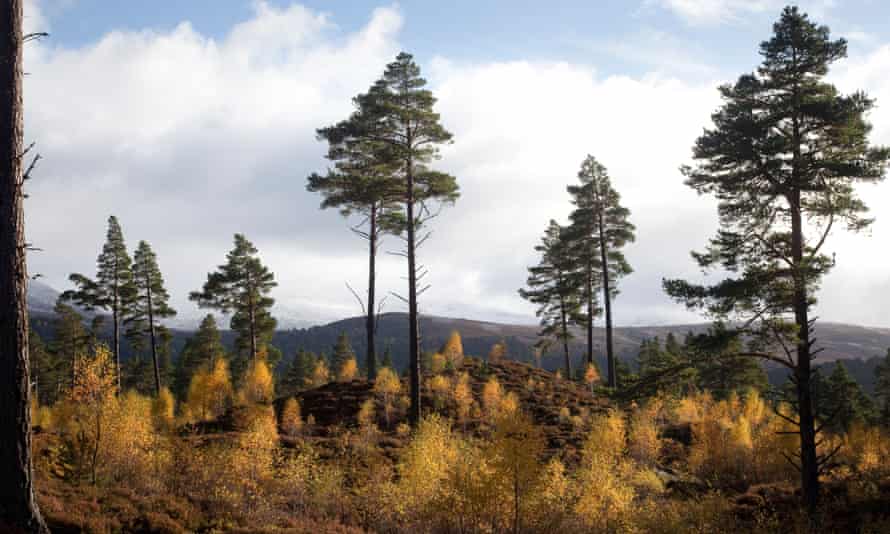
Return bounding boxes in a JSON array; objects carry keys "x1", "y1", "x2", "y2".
[{"x1": 28, "y1": 280, "x2": 890, "y2": 379}]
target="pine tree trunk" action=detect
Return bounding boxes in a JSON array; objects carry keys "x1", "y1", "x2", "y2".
[
  {"x1": 0, "y1": 1, "x2": 49, "y2": 528},
  {"x1": 586, "y1": 258, "x2": 594, "y2": 369},
  {"x1": 791, "y1": 196, "x2": 820, "y2": 515},
  {"x1": 366, "y1": 206, "x2": 377, "y2": 380},
  {"x1": 559, "y1": 298, "x2": 571, "y2": 378},
  {"x1": 248, "y1": 279, "x2": 257, "y2": 361},
  {"x1": 790, "y1": 73, "x2": 820, "y2": 515},
  {"x1": 407, "y1": 146, "x2": 421, "y2": 427},
  {"x1": 598, "y1": 213, "x2": 616, "y2": 388},
  {"x1": 147, "y1": 278, "x2": 160, "y2": 395},
  {"x1": 112, "y1": 274, "x2": 121, "y2": 392}
]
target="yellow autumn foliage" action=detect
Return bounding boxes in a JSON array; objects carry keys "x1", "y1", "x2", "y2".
[
  {"x1": 397, "y1": 415, "x2": 460, "y2": 515},
  {"x1": 428, "y1": 374, "x2": 451, "y2": 408},
  {"x1": 280, "y1": 397, "x2": 302, "y2": 437},
  {"x1": 56, "y1": 345, "x2": 118, "y2": 484},
  {"x1": 686, "y1": 390, "x2": 797, "y2": 487},
  {"x1": 453, "y1": 372, "x2": 473, "y2": 423},
  {"x1": 241, "y1": 357, "x2": 275, "y2": 404},
  {"x1": 441, "y1": 330, "x2": 464, "y2": 367},
  {"x1": 358, "y1": 398, "x2": 377, "y2": 428},
  {"x1": 429, "y1": 352, "x2": 447, "y2": 374},
  {"x1": 308, "y1": 359, "x2": 330, "y2": 388},
  {"x1": 482, "y1": 377, "x2": 502, "y2": 420},
  {"x1": 152, "y1": 386, "x2": 176, "y2": 428},
  {"x1": 374, "y1": 367, "x2": 401, "y2": 427},
  {"x1": 374, "y1": 366, "x2": 401, "y2": 396},
  {"x1": 338, "y1": 357, "x2": 358, "y2": 381},
  {"x1": 186, "y1": 358, "x2": 233, "y2": 422},
  {"x1": 488, "y1": 340, "x2": 507, "y2": 363},
  {"x1": 574, "y1": 411, "x2": 635, "y2": 530},
  {"x1": 628, "y1": 400, "x2": 662, "y2": 466}
]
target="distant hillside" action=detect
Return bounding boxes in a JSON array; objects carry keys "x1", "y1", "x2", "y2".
[
  {"x1": 28, "y1": 280, "x2": 890, "y2": 378},
  {"x1": 270, "y1": 313, "x2": 890, "y2": 376}
]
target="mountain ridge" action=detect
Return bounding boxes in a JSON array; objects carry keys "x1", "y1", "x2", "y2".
[{"x1": 27, "y1": 281, "x2": 890, "y2": 371}]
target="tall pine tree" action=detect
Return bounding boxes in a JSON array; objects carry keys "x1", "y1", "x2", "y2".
[
  {"x1": 309, "y1": 92, "x2": 404, "y2": 381},
  {"x1": 562, "y1": 160, "x2": 603, "y2": 374},
  {"x1": 190, "y1": 234, "x2": 277, "y2": 380},
  {"x1": 127, "y1": 240, "x2": 176, "y2": 395},
  {"x1": 564, "y1": 156, "x2": 634, "y2": 388},
  {"x1": 664, "y1": 7, "x2": 889, "y2": 513},
  {"x1": 519, "y1": 220, "x2": 580, "y2": 378},
  {"x1": 0, "y1": 0, "x2": 48, "y2": 527},
  {"x1": 360, "y1": 52, "x2": 459, "y2": 425},
  {"x1": 61, "y1": 215, "x2": 136, "y2": 390}
]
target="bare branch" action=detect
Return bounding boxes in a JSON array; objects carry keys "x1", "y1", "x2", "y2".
[
  {"x1": 781, "y1": 450, "x2": 802, "y2": 472},
  {"x1": 389, "y1": 291, "x2": 409, "y2": 304},
  {"x1": 345, "y1": 281, "x2": 366, "y2": 315},
  {"x1": 24, "y1": 32, "x2": 49, "y2": 43},
  {"x1": 771, "y1": 406, "x2": 800, "y2": 427},
  {"x1": 21, "y1": 152, "x2": 40, "y2": 184}
]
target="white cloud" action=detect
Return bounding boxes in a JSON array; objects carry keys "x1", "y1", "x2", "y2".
[
  {"x1": 647, "y1": 0, "x2": 836, "y2": 26},
  {"x1": 20, "y1": 1, "x2": 890, "y2": 329}
]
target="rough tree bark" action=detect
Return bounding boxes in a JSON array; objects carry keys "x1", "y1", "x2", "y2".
[
  {"x1": 0, "y1": 0, "x2": 50, "y2": 530},
  {"x1": 147, "y1": 276, "x2": 160, "y2": 395},
  {"x1": 597, "y1": 209, "x2": 616, "y2": 388},
  {"x1": 366, "y1": 205, "x2": 377, "y2": 380},
  {"x1": 406, "y1": 147, "x2": 421, "y2": 426}
]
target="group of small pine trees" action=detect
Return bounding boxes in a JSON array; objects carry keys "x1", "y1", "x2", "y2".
[
  {"x1": 50, "y1": 216, "x2": 284, "y2": 401},
  {"x1": 519, "y1": 156, "x2": 635, "y2": 390}
]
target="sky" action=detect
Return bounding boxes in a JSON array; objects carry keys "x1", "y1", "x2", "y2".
[{"x1": 20, "y1": 0, "x2": 890, "y2": 329}]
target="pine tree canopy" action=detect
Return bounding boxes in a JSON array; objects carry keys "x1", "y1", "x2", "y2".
[
  {"x1": 359, "y1": 52, "x2": 459, "y2": 223},
  {"x1": 190, "y1": 234, "x2": 277, "y2": 366},
  {"x1": 126, "y1": 240, "x2": 176, "y2": 355},
  {"x1": 330, "y1": 332, "x2": 356, "y2": 376},
  {"x1": 565, "y1": 156, "x2": 635, "y2": 295},
  {"x1": 665, "y1": 7, "x2": 889, "y2": 330},
  {"x1": 519, "y1": 220, "x2": 581, "y2": 377},
  {"x1": 62, "y1": 215, "x2": 137, "y2": 314}
]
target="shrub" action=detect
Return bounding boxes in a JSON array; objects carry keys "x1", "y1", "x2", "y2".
[
  {"x1": 357, "y1": 398, "x2": 376, "y2": 429},
  {"x1": 338, "y1": 358, "x2": 358, "y2": 382},
  {"x1": 453, "y1": 372, "x2": 473, "y2": 423},
  {"x1": 628, "y1": 401, "x2": 662, "y2": 466},
  {"x1": 241, "y1": 357, "x2": 274, "y2": 404},
  {"x1": 185, "y1": 358, "x2": 233, "y2": 422},
  {"x1": 280, "y1": 397, "x2": 302, "y2": 437},
  {"x1": 152, "y1": 387, "x2": 176, "y2": 429},
  {"x1": 308, "y1": 359, "x2": 330, "y2": 388},
  {"x1": 482, "y1": 377, "x2": 503, "y2": 420},
  {"x1": 428, "y1": 375, "x2": 451, "y2": 409},
  {"x1": 574, "y1": 411, "x2": 635, "y2": 530},
  {"x1": 374, "y1": 367, "x2": 401, "y2": 427}
]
